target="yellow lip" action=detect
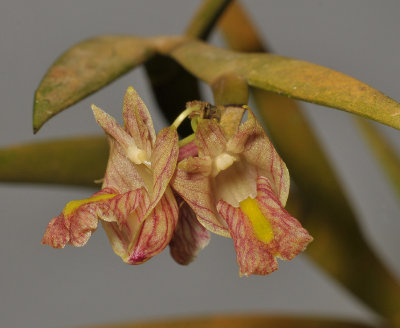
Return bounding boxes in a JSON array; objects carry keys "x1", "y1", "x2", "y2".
[
  {"x1": 63, "y1": 193, "x2": 117, "y2": 216},
  {"x1": 239, "y1": 197, "x2": 274, "y2": 243}
]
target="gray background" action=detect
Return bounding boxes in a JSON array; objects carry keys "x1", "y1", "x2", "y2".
[{"x1": 1, "y1": 1, "x2": 399, "y2": 327}]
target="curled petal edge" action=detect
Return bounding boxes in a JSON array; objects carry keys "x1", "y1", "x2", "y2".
[
  {"x1": 170, "y1": 197, "x2": 211, "y2": 265},
  {"x1": 217, "y1": 176, "x2": 312, "y2": 276}
]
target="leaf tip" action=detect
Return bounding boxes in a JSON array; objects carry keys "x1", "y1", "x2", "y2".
[{"x1": 33, "y1": 95, "x2": 51, "y2": 134}]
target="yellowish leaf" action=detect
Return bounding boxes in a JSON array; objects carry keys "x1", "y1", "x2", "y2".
[
  {"x1": 33, "y1": 36, "x2": 156, "y2": 133},
  {"x1": 356, "y1": 117, "x2": 400, "y2": 198},
  {"x1": 0, "y1": 136, "x2": 108, "y2": 187},
  {"x1": 168, "y1": 40, "x2": 400, "y2": 130}
]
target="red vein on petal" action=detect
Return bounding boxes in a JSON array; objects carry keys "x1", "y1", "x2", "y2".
[
  {"x1": 127, "y1": 192, "x2": 177, "y2": 264},
  {"x1": 41, "y1": 215, "x2": 70, "y2": 248},
  {"x1": 170, "y1": 199, "x2": 210, "y2": 265},
  {"x1": 148, "y1": 128, "x2": 178, "y2": 217},
  {"x1": 217, "y1": 199, "x2": 278, "y2": 276},
  {"x1": 178, "y1": 140, "x2": 198, "y2": 161},
  {"x1": 256, "y1": 176, "x2": 312, "y2": 260}
]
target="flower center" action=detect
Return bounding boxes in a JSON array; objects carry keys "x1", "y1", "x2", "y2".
[
  {"x1": 127, "y1": 144, "x2": 148, "y2": 165},
  {"x1": 212, "y1": 153, "x2": 237, "y2": 177},
  {"x1": 213, "y1": 160, "x2": 257, "y2": 207},
  {"x1": 239, "y1": 197, "x2": 274, "y2": 243}
]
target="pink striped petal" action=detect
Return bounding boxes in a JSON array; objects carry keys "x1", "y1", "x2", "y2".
[
  {"x1": 101, "y1": 190, "x2": 149, "y2": 259},
  {"x1": 172, "y1": 165, "x2": 230, "y2": 237},
  {"x1": 95, "y1": 188, "x2": 145, "y2": 226},
  {"x1": 102, "y1": 137, "x2": 144, "y2": 193},
  {"x1": 217, "y1": 199, "x2": 278, "y2": 276},
  {"x1": 216, "y1": 176, "x2": 312, "y2": 276},
  {"x1": 178, "y1": 140, "x2": 198, "y2": 162},
  {"x1": 41, "y1": 215, "x2": 70, "y2": 248},
  {"x1": 149, "y1": 126, "x2": 178, "y2": 206},
  {"x1": 66, "y1": 202, "x2": 102, "y2": 246},
  {"x1": 122, "y1": 87, "x2": 156, "y2": 156},
  {"x1": 101, "y1": 190, "x2": 149, "y2": 260},
  {"x1": 43, "y1": 198, "x2": 103, "y2": 248},
  {"x1": 100, "y1": 188, "x2": 157, "y2": 261},
  {"x1": 169, "y1": 197, "x2": 210, "y2": 265},
  {"x1": 256, "y1": 176, "x2": 313, "y2": 260},
  {"x1": 126, "y1": 187, "x2": 179, "y2": 264},
  {"x1": 92, "y1": 104, "x2": 134, "y2": 152},
  {"x1": 195, "y1": 119, "x2": 227, "y2": 158},
  {"x1": 42, "y1": 188, "x2": 144, "y2": 249},
  {"x1": 227, "y1": 109, "x2": 290, "y2": 206}
]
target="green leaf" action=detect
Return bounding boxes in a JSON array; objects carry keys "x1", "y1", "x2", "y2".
[
  {"x1": 211, "y1": 72, "x2": 249, "y2": 105},
  {"x1": 0, "y1": 136, "x2": 108, "y2": 187},
  {"x1": 356, "y1": 117, "x2": 400, "y2": 198},
  {"x1": 218, "y1": 1, "x2": 400, "y2": 323},
  {"x1": 167, "y1": 40, "x2": 400, "y2": 130},
  {"x1": 80, "y1": 315, "x2": 376, "y2": 328},
  {"x1": 33, "y1": 36, "x2": 156, "y2": 133},
  {"x1": 184, "y1": 0, "x2": 233, "y2": 40}
]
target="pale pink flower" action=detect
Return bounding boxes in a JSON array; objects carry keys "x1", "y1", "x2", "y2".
[
  {"x1": 42, "y1": 87, "x2": 180, "y2": 264},
  {"x1": 172, "y1": 106, "x2": 312, "y2": 276}
]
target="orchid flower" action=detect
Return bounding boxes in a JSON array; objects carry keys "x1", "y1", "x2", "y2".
[
  {"x1": 42, "y1": 87, "x2": 180, "y2": 264},
  {"x1": 172, "y1": 105, "x2": 313, "y2": 276}
]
